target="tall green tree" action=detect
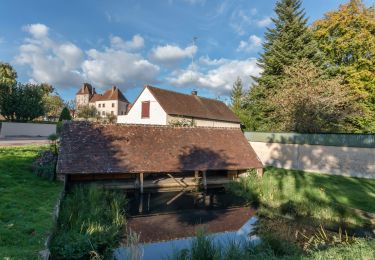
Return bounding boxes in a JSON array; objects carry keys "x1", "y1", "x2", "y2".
[
  {"x1": 245, "y1": 0, "x2": 319, "y2": 131},
  {"x1": 230, "y1": 77, "x2": 244, "y2": 114},
  {"x1": 0, "y1": 83, "x2": 45, "y2": 121},
  {"x1": 59, "y1": 107, "x2": 72, "y2": 121},
  {"x1": 313, "y1": 0, "x2": 375, "y2": 132}
]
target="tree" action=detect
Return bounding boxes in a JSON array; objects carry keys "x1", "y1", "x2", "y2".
[
  {"x1": 0, "y1": 83, "x2": 45, "y2": 121},
  {"x1": 106, "y1": 113, "x2": 117, "y2": 123},
  {"x1": 230, "y1": 77, "x2": 244, "y2": 114},
  {"x1": 44, "y1": 95, "x2": 65, "y2": 120},
  {"x1": 246, "y1": 0, "x2": 319, "y2": 131},
  {"x1": 269, "y1": 59, "x2": 357, "y2": 133},
  {"x1": 0, "y1": 63, "x2": 17, "y2": 85},
  {"x1": 313, "y1": 0, "x2": 375, "y2": 132},
  {"x1": 77, "y1": 105, "x2": 97, "y2": 120},
  {"x1": 59, "y1": 107, "x2": 72, "y2": 121}
]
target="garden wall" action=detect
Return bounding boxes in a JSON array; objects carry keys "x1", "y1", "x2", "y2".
[
  {"x1": 0, "y1": 122, "x2": 56, "y2": 137},
  {"x1": 246, "y1": 132, "x2": 375, "y2": 179}
]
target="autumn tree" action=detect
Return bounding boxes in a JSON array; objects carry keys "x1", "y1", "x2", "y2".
[
  {"x1": 77, "y1": 105, "x2": 97, "y2": 120},
  {"x1": 270, "y1": 59, "x2": 357, "y2": 133},
  {"x1": 245, "y1": 0, "x2": 320, "y2": 131},
  {"x1": 0, "y1": 63, "x2": 17, "y2": 85},
  {"x1": 313, "y1": 0, "x2": 375, "y2": 132}
]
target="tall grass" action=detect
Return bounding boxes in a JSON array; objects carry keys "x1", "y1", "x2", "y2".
[
  {"x1": 227, "y1": 167, "x2": 375, "y2": 227},
  {"x1": 50, "y1": 185, "x2": 127, "y2": 259}
]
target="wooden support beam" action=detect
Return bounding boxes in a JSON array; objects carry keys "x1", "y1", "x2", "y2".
[
  {"x1": 140, "y1": 172, "x2": 144, "y2": 193},
  {"x1": 194, "y1": 171, "x2": 199, "y2": 186},
  {"x1": 202, "y1": 171, "x2": 207, "y2": 190},
  {"x1": 166, "y1": 189, "x2": 188, "y2": 205},
  {"x1": 256, "y1": 168, "x2": 264, "y2": 178},
  {"x1": 167, "y1": 173, "x2": 187, "y2": 188}
]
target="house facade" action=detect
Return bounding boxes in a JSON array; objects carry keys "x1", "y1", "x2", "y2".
[
  {"x1": 117, "y1": 85, "x2": 241, "y2": 128},
  {"x1": 75, "y1": 83, "x2": 129, "y2": 117}
]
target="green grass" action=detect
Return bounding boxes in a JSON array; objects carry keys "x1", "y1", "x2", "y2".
[
  {"x1": 50, "y1": 185, "x2": 127, "y2": 259},
  {"x1": 228, "y1": 167, "x2": 375, "y2": 227},
  {"x1": 0, "y1": 145, "x2": 63, "y2": 259}
]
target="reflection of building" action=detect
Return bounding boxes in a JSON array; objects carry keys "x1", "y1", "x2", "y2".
[
  {"x1": 75, "y1": 83, "x2": 129, "y2": 117},
  {"x1": 117, "y1": 85, "x2": 241, "y2": 128}
]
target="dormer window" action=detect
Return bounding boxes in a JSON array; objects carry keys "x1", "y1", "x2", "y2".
[{"x1": 141, "y1": 101, "x2": 150, "y2": 118}]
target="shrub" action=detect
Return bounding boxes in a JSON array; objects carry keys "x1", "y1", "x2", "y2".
[
  {"x1": 33, "y1": 150, "x2": 57, "y2": 180},
  {"x1": 50, "y1": 186, "x2": 127, "y2": 259},
  {"x1": 58, "y1": 107, "x2": 72, "y2": 121}
]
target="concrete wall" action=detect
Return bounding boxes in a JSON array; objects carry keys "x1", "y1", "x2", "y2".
[
  {"x1": 117, "y1": 87, "x2": 167, "y2": 125},
  {"x1": 0, "y1": 122, "x2": 56, "y2": 137},
  {"x1": 250, "y1": 141, "x2": 375, "y2": 179},
  {"x1": 167, "y1": 115, "x2": 240, "y2": 128}
]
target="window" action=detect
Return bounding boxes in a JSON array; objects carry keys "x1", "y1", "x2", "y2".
[
  {"x1": 112, "y1": 103, "x2": 115, "y2": 107},
  {"x1": 98, "y1": 104, "x2": 101, "y2": 108},
  {"x1": 141, "y1": 101, "x2": 150, "y2": 118},
  {"x1": 102, "y1": 103, "x2": 105, "y2": 108},
  {"x1": 102, "y1": 111, "x2": 105, "y2": 115},
  {"x1": 111, "y1": 111, "x2": 114, "y2": 115}
]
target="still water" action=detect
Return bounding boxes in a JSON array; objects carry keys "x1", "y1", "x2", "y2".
[{"x1": 126, "y1": 187, "x2": 248, "y2": 216}]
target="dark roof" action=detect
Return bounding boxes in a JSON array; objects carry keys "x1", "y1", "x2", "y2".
[
  {"x1": 57, "y1": 122, "x2": 262, "y2": 175},
  {"x1": 146, "y1": 85, "x2": 241, "y2": 123},
  {"x1": 98, "y1": 86, "x2": 129, "y2": 102},
  {"x1": 76, "y1": 83, "x2": 94, "y2": 95}
]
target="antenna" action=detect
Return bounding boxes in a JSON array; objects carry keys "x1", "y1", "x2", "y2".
[{"x1": 190, "y1": 36, "x2": 198, "y2": 84}]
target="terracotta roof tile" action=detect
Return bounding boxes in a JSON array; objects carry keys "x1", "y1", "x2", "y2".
[
  {"x1": 147, "y1": 85, "x2": 240, "y2": 123},
  {"x1": 57, "y1": 122, "x2": 262, "y2": 175},
  {"x1": 89, "y1": 94, "x2": 102, "y2": 103},
  {"x1": 98, "y1": 86, "x2": 129, "y2": 102}
]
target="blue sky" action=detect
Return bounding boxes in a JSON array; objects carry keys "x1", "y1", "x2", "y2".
[{"x1": 0, "y1": 0, "x2": 372, "y2": 103}]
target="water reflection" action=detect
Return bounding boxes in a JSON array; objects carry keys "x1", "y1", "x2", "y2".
[{"x1": 126, "y1": 188, "x2": 248, "y2": 216}]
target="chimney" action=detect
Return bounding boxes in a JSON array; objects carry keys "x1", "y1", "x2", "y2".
[
  {"x1": 191, "y1": 90, "x2": 198, "y2": 96},
  {"x1": 112, "y1": 86, "x2": 117, "y2": 92}
]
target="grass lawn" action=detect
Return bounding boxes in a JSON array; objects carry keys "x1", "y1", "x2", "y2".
[
  {"x1": 0, "y1": 145, "x2": 63, "y2": 259},
  {"x1": 229, "y1": 167, "x2": 375, "y2": 227}
]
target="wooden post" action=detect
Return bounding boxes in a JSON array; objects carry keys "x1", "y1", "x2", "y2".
[
  {"x1": 194, "y1": 171, "x2": 199, "y2": 186},
  {"x1": 202, "y1": 171, "x2": 207, "y2": 190},
  {"x1": 139, "y1": 172, "x2": 144, "y2": 193},
  {"x1": 256, "y1": 168, "x2": 264, "y2": 178}
]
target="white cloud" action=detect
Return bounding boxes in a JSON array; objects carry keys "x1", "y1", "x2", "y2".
[
  {"x1": 16, "y1": 24, "x2": 83, "y2": 86},
  {"x1": 182, "y1": 0, "x2": 206, "y2": 5},
  {"x1": 23, "y1": 23, "x2": 49, "y2": 38},
  {"x1": 168, "y1": 58, "x2": 262, "y2": 94},
  {"x1": 150, "y1": 44, "x2": 197, "y2": 65},
  {"x1": 198, "y1": 55, "x2": 228, "y2": 66},
  {"x1": 16, "y1": 23, "x2": 159, "y2": 89},
  {"x1": 110, "y1": 34, "x2": 144, "y2": 50},
  {"x1": 237, "y1": 35, "x2": 262, "y2": 53},
  {"x1": 256, "y1": 16, "x2": 272, "y2": 27},
  {"x1": 82, "y1": 48, "x2": 159, "y2": 87}
]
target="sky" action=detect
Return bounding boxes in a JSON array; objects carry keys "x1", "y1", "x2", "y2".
[{"x1": 0, "y1": 0, "x2": 372, "y2": 103}]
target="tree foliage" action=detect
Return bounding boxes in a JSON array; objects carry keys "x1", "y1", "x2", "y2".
[
  {"x1": 0, "y1": 83, "x2": 45, "y2": 121},
  {"x1": 313, "y1": 0, "x2": 375, "y2": 132},
  {"x1": 230, "y1": 77, "x2": 244, "y2": 114},
  {"x1": 270, "y1": 59, "x2": 357, "y2": 133},
  {"x1": 246, "y1": 0, "x2": 319, "y2": 131},
  {"x1": 0, "y1": 63, "x2": 17, "y2": 86},
  {"x1": 59, "y1": 107, "x2": 72, "y2": 121},
  {"x1": 77, "y1": 105, "x2": 97, "y2": 120}
]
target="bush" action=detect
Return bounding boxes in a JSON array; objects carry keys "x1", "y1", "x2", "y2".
[
  {"x1": 33, "y1": 150, "x2": 57, "y2": 180},
  {"x1": 58, "y1": 107, "x2": 72, "y2": 121},
  {"x1": 50, "y1": 186, "x2": 127, "y2": 259}
]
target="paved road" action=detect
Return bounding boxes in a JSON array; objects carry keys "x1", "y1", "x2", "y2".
[{"x1": 0, "y1": 137, "x2": 50, "y2": 146}]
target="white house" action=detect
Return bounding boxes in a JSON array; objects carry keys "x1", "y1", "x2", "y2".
[
  {"x1": 76, "y1": 83, "x2": 129, "y2": 117},
  {"x1": 117, "y1": 85, "x2": 241, "y2": 128}
]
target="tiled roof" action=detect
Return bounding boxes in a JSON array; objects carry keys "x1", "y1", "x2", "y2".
[
  {"x1": 76, "y1": 83, "x2": 94, "y2": 95},
  {"x1": 146, "y1": 85, "x2": 240, "y2": 123},
  {"x1": 97, "y1": 86, "x2": 129, "y2": 102},
  {"x1": 57, "y1": 122, "x2": 262, "y2": 175},
  {"x1": 89, "y1": 94, "x2": 102, "y2": 103}
]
